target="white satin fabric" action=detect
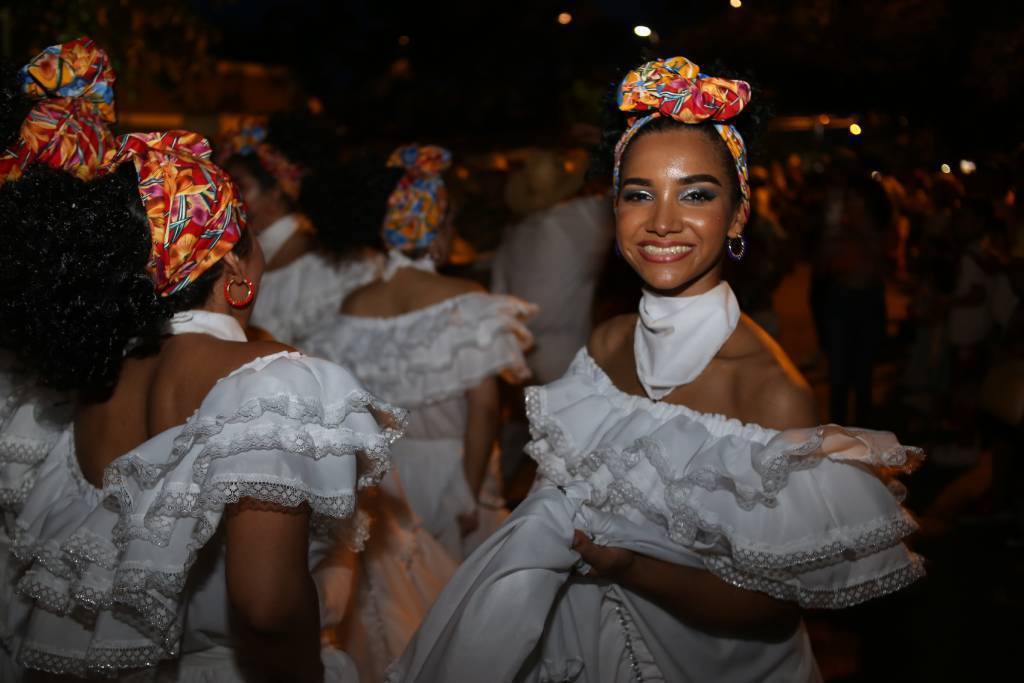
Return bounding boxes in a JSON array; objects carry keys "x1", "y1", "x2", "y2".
[{"x1": 634, "y1": 282, "x2": 740, "y2": 400}]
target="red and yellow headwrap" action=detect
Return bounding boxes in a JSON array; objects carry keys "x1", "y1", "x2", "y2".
[
  {"x1": 614, "y1": 56, "x2": 752, "y2": 226},
  {"x1": 0, "y1": 37, "x2": 117, "y2": 185},
  {"x1": 216, "y1": 117, "x2": 304, "y2": 201},
  {"x1": 103, "y1": 131, "x2": 248, "y2": 296},
  {"x1": 382, "y1": 144, "x2": 452, "y2": 252}
]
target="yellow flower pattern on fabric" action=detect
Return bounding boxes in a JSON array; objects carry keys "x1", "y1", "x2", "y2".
[{"x1": 103, "y1": 131, "x2": 248, "y2": 296}]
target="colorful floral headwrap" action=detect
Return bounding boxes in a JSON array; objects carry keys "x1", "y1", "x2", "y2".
[
  {"x1": 382, "y1": 144, "x2": 452, "y2": 252},
  {"x1": 614, "y1": 56, "x2": 751, "y2": 226},
  {"x1": 0, "y1": 37, "x2": 117, "y2": 184},
  {"x1": 217, "y1": 117, "x2": 304, "y2": 201},
  {"x1": 103, "y1": 131, "x2": 248, "y2": 296}
]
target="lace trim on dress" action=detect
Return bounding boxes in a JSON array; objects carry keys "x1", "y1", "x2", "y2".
[
  {"x1": 310, "y1": 293, "x2": 536, "y2": 406},
  {"x1": 525, "y1": 383, "x2": 925, "y2": 609},
  {"x1": 0, "y1": 373, "x2": 70, "y2": 511},
  {"x1": 8, "y1": 377, "x2": 406, "y2": 677}
]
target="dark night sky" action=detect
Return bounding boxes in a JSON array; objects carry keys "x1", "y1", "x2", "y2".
[{"x1": 190, "y1": 1, "x2": 1024, "y2": 155}]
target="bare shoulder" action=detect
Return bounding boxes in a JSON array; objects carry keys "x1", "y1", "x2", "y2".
[
  {"x1": 407, "y1": 271, "x2": 485, "y2": 309},
  {"x1": 587, "y1": 313, "x2": 636, "y2": 366},
  {"x1": 161, "y1": 337, "x2": 295, "y2": 386},
  {"x1": 733, "y1": 317, "x2": 817, "y2": 430}
]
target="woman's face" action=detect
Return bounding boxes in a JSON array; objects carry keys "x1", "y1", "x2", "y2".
[
  {"x1": 615, "y1": 127, "x2": 743, "y2": 295},
  {"x1": 227, "y1": 162, "x2": 282, "y2": 233}
]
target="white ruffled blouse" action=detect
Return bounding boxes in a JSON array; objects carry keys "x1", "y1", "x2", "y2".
[
  {"x1": 389, "y1": 349, "x2": 924, "y2": 682},
  {"x1": 250, "y1": 252, "x2": 384, "y2": 346},
  {"x1": 0, "y1": 351, "x2": 404, "y2": 678},
  {"x1": 304, "y1": 291, "x2": 536, "y2": 411}
]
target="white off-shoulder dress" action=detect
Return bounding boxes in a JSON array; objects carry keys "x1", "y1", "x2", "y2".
[
  {"x1": 305, "y1": 290, "x2": 537, "y2": 560},
  {"x1": 250, "y1": 251, "x2": 384, "y2": 347},
  {"x1": 389, "y1": 349, "x2": 925, "y2": 682},
  {"x1": 0, "y1": 340, "x2": 404, "y2": 680}
]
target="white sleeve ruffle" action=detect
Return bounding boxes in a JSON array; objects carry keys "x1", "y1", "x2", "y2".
[
  {"x1": 305, "y1": 292, "x2": 537, "y2": 406},
  {"x1": 525, "y1": 351, "x2": 925, "y2": 609},
  {"x1": 4, "y1": 352, "x2": 405, "y2": 677}
]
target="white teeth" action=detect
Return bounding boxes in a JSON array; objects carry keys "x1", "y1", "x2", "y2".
[{"x1": 640, "y1": 244, "x2": 693, "y2": 256}]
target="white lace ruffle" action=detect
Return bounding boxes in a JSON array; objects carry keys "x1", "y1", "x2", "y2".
[
  {"x1": 305, "y1": 292, "x2": 538, "y2": 406},
  {"x1": 0, "y1": 362, "x2": 71, "y2": 512},
  {"x1": 525, "y1": 349, "x2": 925, "y2": 609},
  {"x1": 5, "y1": 352, "x2": 405, "y2": 677}
]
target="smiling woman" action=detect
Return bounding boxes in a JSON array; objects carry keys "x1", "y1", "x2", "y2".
[
  {"x1": 390, "y1": 55, "x2": 923, "y2": 683},
  {"x1": 616, "y1": 127, "x2": 743, "y2": 294}
]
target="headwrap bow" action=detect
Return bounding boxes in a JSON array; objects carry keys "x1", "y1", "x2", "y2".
[
  {"x1": 614, "y1": 56, "x2": 752, "y2": 226},
  {"x1": 217, "y1": 117, "x2": 304, "y2": 200},
  {"x1": 382, "y1": 144, "x2": 452, "y2": 252},
  {"x1": 0, "y1": 37, "x2": 117, "y2": 184},
  {"x1": 104, "y1": 131, "x2": 248, "y2": 296}
]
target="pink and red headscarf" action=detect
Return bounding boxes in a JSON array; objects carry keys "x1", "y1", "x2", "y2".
[
  {"x1": 0, "y1": 37, "x2": 116, "y2": 184},
  {"x1": 102, "y1": 131, "x2": 248, "y2": 296},
  {"x1": 614, "y1": 56, "x2": 751, "y2": 226}
]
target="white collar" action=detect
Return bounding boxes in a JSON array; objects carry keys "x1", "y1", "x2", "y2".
[
  {"x1": 169, "y1": 310, "x2": 247, "y2": 342},
  {"x1": 258, "y1": 213, "x2": 301, "y2": 264},
  {"x1": 382, "y1": 249, "x2": 436, "y2": 282},
  {"x1": 633, "y1": 282, "x2": 740, "y2": 400}
]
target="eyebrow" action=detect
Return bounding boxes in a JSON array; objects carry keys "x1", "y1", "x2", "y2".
[{"x1": 621, "y1": 174, "x2": 722, "y2": 187}]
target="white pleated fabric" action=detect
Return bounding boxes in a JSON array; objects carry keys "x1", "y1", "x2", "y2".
[
  {"x1": 304, "y1": 291, "x2": 537, "y2": 559},
  {"x1": 0, "y1": 322, "x2": 405, "y2": 680},
  {"x1": 388, "y1": 348, "x2": 924, "y2": 682}
]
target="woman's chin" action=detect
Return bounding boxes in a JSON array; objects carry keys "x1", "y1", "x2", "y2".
[{"x1": 637, "y1": 265, "x2": 697, "y2": 293}]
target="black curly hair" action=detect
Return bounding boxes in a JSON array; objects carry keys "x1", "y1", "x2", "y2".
[
  {"x1": 0, "y1": 160, "x2": 253, "y2": 399},
  {"x1": 595, "y1": 57, "x2": 771, "y2": 212},
  {"x1": 0, "y1": 163, "x2": 169, "y2": 397},
  {"x1": 221, "y1": 110, "x2": 337, "y2": 209},
  {"x1": 1, "y1": 60, "x2": 34, "y2": 151},
  {"x1": 303, "y1": 153, "x2": 401, "y2": 259}
]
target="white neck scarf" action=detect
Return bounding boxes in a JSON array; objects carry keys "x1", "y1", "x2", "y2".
[
  {"x1": 169, "y1": 310, "x2": 247, "y2": 342},
  {"x1": 382, "y1": 249, "x2": 436, "y2": 282},
  {"x1": 258, "y1": 213, "x2": 300, "y2": 264},
  {"x1": 634, "y1": 282, "x2": 740, "y2": 400}
]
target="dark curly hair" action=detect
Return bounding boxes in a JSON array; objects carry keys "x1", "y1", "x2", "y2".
[
  {"x1": 1, "y1": 60, "x2": 34, "y2": 150},
  {"x1": 595, "y1": 58, "x2": 771, "y2": 212},
  {"x1": 0, "y1": 161, "x2": 253, "y2": 399},
  {"x1": 0, "y1": 163, "x2": 170, "y2": 397},
  {"x1": 303, "y1": 153, "x2": 401, "y2": 259},
  {"x1": 221, "y1": 110, "x2": 338, "y2": 208}
]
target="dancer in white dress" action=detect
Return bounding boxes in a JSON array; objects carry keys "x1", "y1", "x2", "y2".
[
  {"x1": 305, "y1": 145, "x2": 537, "y2": 560},
  {"x1": 253, "y1": 154, "x2": 458, "y2": 681},
  {"x1": 389, "y1": 56, "x2": 924, "y2": 682},
  {"x1": 0, "y1": 128, "x2": 402, "y2": 681},
  {"x1": 248, "y1": 157, "x2": 390, "y2": 347}
]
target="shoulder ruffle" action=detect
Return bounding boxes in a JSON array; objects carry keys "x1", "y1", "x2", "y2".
[
  {"x1": 525, "y1": 350, "x2": 925, "y2": 609},
  {"x1": 305, "y1": 292, "x2": 538, "y2": 406},
  {"x1": 250, "y1": 253, "x2": 383, "y2": 345},
  {"x1": 5, "y1": 352, "x2": 405, "y2": 677},
  {"x1": 0, "y1": 359, "x2": 72, "y2": 513}
]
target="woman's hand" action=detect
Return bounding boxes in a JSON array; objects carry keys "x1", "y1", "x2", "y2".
[{"x1": 572, "y1": 530, "x2": 635, "y2": 579}]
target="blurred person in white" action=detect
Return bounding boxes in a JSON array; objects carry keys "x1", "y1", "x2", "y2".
[{"x1": 493, "y1": 148, "x2": 614, "y2": 384}]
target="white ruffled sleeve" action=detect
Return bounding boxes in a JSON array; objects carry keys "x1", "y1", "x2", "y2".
[
  {"x1": 525, "y1": 353, "x2": 925, "y2": 610},
  {"x1": 5, "y1": 352, "x2": 405, "y2": 677},
  {"x1": 250, "y1": 252, "x2": 383, "y2": 345},
  {"x1": 305, "y1": 292, "x2": 538, "y2": 406},
  {"x1": 0, "y1": 361, "x2": 71, "y2": 514}
]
